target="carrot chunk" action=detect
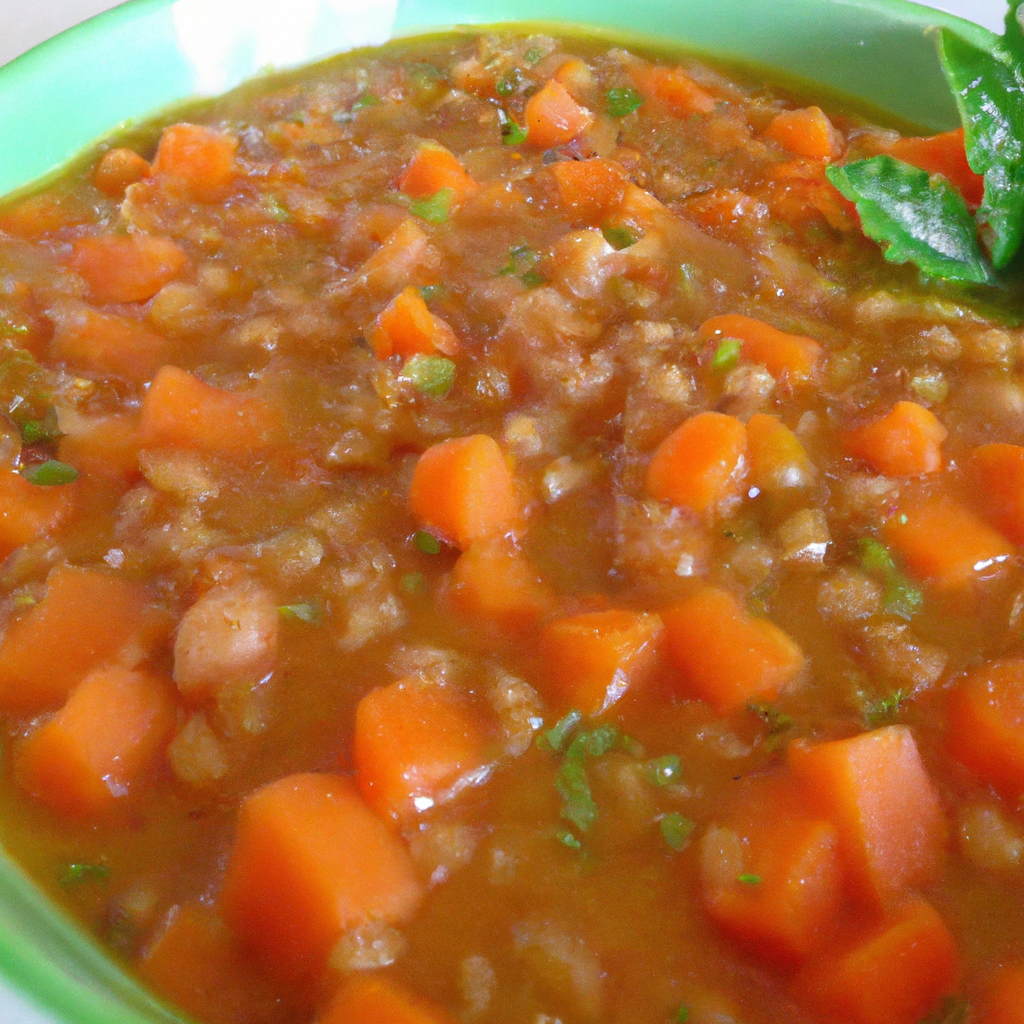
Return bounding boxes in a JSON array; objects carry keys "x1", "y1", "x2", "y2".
[
  {"x1": 628, "y1": 62, "x2": 716, "y2": 116},
  {"x1": 978, "y1": 965, "x2": 1024, "y2": 1024},
  {"x1": 139, "y1": 365, "x2": 282, "y2": 453},
  {"x1": 645, "y1": 411, "x2": 747, "y2": 518},
  {"x1": 318, "y1": 975, "x2": 458, "y2": 1024},
  {"x1": 788, "y1": 726, "x2": 947, "y2": 908},
  {"x1": 49, "y1": 306, "x2": 169, "y2": 383},
  {"x1": 16, "y1": 665, "x2": 175, "y2": 818},
  {"x1": 355, "y1": 218, "x2": 432, "y2": 293},
  {"x1": 57, "y1": 412, "x2": 140, "y2": 482},
  {"x1": 221, "y1": 773, "x2": 423, "y2": 981},
  {"x1": 68, "y1": 234, "x2": 188, "y2": 305},
  {"x1": 889, "y1": 128, "x2": 984, "y2": 207},
  {"x1": 93, "y1": 147, "x2": 151, "y2": 197},
  {"x1": 792, "y1": 897, "x2": 960, "y2": 1024},
  {"x1": 661, "y1": 587, "x2": 804, "y2": 713},
  {"x1": 699, "y1": 314, "x2": 824, "y2": 383},
  {"x1": 882, "y1": 495, "x2": 1013, "y2": 591},
  {"x1": 0, "y1": 566, "x2": 168, "y2": 713},
  {"x1": 152, "y1": 123, "x2": 238, "y2": 201},
  {"x1": 946, "y1": 658, "x2": 1024, "y2": 801},
  {"x1": 551, "y1": 158, "x2": 627, "y2": 224},
  {"x1": 767, "y1": 107, "x2": 842, "y2": 160},
  {"x1": 746, "y1": 413, "x2": 815, "y2": 491},
  {"x1": 367, "y1": 285, "x2": 459, "y2": 360},
  {"x1": 0, "y1": 468, "x2": 70, "y2": 562},
  {"x1": 397, "y1": 142, "x2": 479, "y2": 204},
  {"x1": 843, "y1": 401, "x2": 946, "y2": 477},
  {"x1": 408, "y1": 434, "x2": 519, "y2": 549},
  {"x1": 538, "y1": 609, "x2": 663, "y2": 716},
  {"x1": 524, "y1": 79, "x2": 593, "y2": 150},
  {"x1": 354, "y1": 677, "x2": 490, "y2": 824},
  {"x1": 972, "y1": 442, "x2": 1024, "y2": 545},
  {"x1": 448, "y1": 542, "x2": 554, "y2": 632}
]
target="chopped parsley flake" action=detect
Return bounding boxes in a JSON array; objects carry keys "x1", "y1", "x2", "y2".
[
  {"x1": 524, "y1": 47, "x2": 545, "y2": 66},
  {"x1": 352, "y1": 93, "x2": 381, "y2": 110},
  {"x1": 278, "y1": 602, "x2": 322, "y2": 623},
  {"x1": 556, "y1": 828, "x2": 582, "y2": 850},
  {"x1": 408, "y1": 187, "x2": 455, "y2": 224},
  {"x1": 23, "y1": 460, "x2": 78, "y2": 486},
  {"x1": 645, "y1": 755, "x2": 683, "y2": 786},
  {"x1": 501, "y1": 117, "x2": 528, "y2": 146},
  {"x1": 857, "y1": 536, "x2": 923, "y2": 619},
  {"x1": 711, "y1": 337, "x2": 743, "y2": 371},
  {"x1": 418, "y1": 283, "x2": 447, "y2": 302},
  {"x1": 400, "y1": 354, "x2": 456, "y2": 398},
  {"x1": 412, "y1": 530, "x2": 442, "y2": 555},
  {"x1": 537, "y1": 709, "x2": 583, "y2": 753},
  {"x1": 660, "y1": 813, "x2": 695, "y2": 851},
  {"x1": 602, "y1": 224, "x2": 639, "y2": 250},
  {"x1": 400, "y1": 572, "x2": 426, "y2": 594},
  {"x1": 606, "y1": 86, "x2": 644, "y2": 117},
  {"x1": 737, "y1": 873, "x2": 761, "y2": 886},
  {"x1": 20, "y1": 407, "x2": 62, "y2": 445},
  {"x1": 60, "y1": 862, "x2": 110, "y2": 887}
]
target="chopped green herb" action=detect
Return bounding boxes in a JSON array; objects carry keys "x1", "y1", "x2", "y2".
[
  {"x1": 864, "y1": 687, "x2": 909, "y2": 727},
  {"x1": 500, "y1": 242, "x2": 540, "y2": 276},
  {"x1": 711, "y1": 337, "x2": 743, "y2": 371},
  {"x1": 400, "y1": 572, "x2": 426, "y2": 594},
  {"x1": 495, "y1": 71, "x2": 520, "y2": 96},
  {"x1": 567, "y1": 723, "x2": 621, "y2": 759},
  {"x1": 264, "y1": 195, "x2": 291, "y2": 223},
  {"x1": 13, "y1": 593, "x2": 36, "y2": 609},
  {"x1": 408, "y1": 63, "x2": 442, "y2": 88},
  {"x1": 660, "y1": 812, "x2": 695, "y2": 851},
  {"x1": 748, "y1": 703, "x2": 795, "y2": 736},
  {"x1": 857, "y1": 537, "x2": 923, "y2": 619},
  {"x1": 675, "y1": 1007, "x2": 691, "y2": 1024},
  {"x1": 501, "y1": 117, "x2": 528, "y2": 146},
  {"x1": 418, "y1": 283, "x2": 447, "y2": 302},
  {"x1": 556, "y1": 828, "x2": 582, "y2": 850},
  {"x1": 519, "y1": 269, "x2": 546, "y2": 288},
  {"x1": 556, "y1": 755, "x2": 599, "y2": 832},
  {"x1": 538, "y1": 709, "x2": 583, "y2": 752},
  {"x1": 413, "y1": 530, "x2": 442, "y2": 555},
  {"x1": 524, "y1": 47, "x2": 545, "y2": 66},
  {"x1": 400, "y1": 354, "x2": 456, "y2": 398},
  {"x1": 645, "y1": 754, "x2": 683, "y2": 786},
  {"x1": 602, "y1": 224, "x2": 639, "y2": 250},
  {"x1": 606, "y1": 86, "x2": 644, "y2": 118},
  {"x1": 20, "y1": 407, "x2": 62, "y2": 445},
  {"x1": 352, "y1": 93, "x2": 381, "y2": 110},
  {"x1": 278, "y1": 602, "x2": 322, "y2": 623},
  {"x1": 408, "y1": 187, "x2": 455, "y2": 224},
  {"x1": 60, "y1": 862, "x2": 110, "y2": 887},
  {"x1": 23, "y1": 460, "x2": 78, "y2": 486},
  {"x1": 0, "y1": 317, "x2": 29, "y2": 338},
  {"x1": 737, "y1": 873, "x2": 761, "y2": 886}
]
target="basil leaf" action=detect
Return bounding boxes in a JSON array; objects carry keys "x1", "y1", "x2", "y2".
[
  {"x1": 606, "y1": 87, "x2": 643, "y2": 118},
  {"x1": 826, "y1": 156, "x2": 992, "y2": 284},
  {"x1": 938, "y1": 29, "x2": 1024, "y2": 268},
  {"x1": 555, "y1": 755, "x2": 598, "y2": 832}
]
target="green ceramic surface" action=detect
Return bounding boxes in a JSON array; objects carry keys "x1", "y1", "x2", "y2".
[{"x1": 0, "y1": 1, "x2": 1001, "y2": 1022}]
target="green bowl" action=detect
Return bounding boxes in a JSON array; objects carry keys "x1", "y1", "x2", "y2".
[{"x1": 0, "y1": 1, "x2": 999, "y2": 1022}]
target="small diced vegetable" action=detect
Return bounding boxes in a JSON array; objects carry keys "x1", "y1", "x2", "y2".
[
  {"x1": 746, "y1": 413, "x2": 814, "y2": 491},
  {"x1": 524, "y1": 79, "x2": 593, "y2": 150},
  {"x1": 356, "y1": 218, "x2": 432, "y2": 293},
  {"x1": 0, "y1": 566, "x2": 168, "y2": 713},
  {"x1": 448, "y1": 542, "x2": 553, "y2": 631},
  {"x1": 0, "y1": 467, "x2": 70, "y2": 563},
  {"x1": 538, "y1": 609, "x2": 663, "y2": 716},
  {"x1": 68, "y1": 234, "x2": 189, "y2": 305},
  {"x1": 766, "y1": 107, "x2": 842, "y2": 160},
  {"x1": 661, "y1": 587, "x2": 804, "y2": 713},
  {"x1": 628, "y1": 62, "x2": 715, "y2": 116},
  {"x1": 56, "y1": 412, "x2": 140, "y2": 482},
  {"x1": 354, "y1": 676, "x2": 490, "y2": 823},
  {"x1": 16, "y1": 665, "x2": 175, "y2": 818},
  {"x1": 699, "y1": 315, "x2": 824, "y2": 383},
  {"x1": 888, "y1": 128, "x2": 984, "y2": 207},
  {"x1": 50, "y1": 306, "x2": 169, "y2": 384},
  {"x1": 792, "y1": 897, "x2": 960, "y2": 1024},
  {"x1": 971, "y1": 442, "x2": 1024, "y2": 545},
  {"x1": 946, "y1": 658, "x2": 1024, "y2": 801},
  {"x1": 398, "y1": 142, "x2": 479, "y2": 204},
  {"x1": 152, "y1": 123, "x2": 238, "y2": 201},
  {"x1": 93, "y1": 147, "x2": 151, "y2": 197},
  {"x1": 645, "y1": 411, "x2": 747, "y2": 518},
  {"x1": 843, "y1": 401, "x2": 946, "y2": 477},
  {"x1": 788, "y1": 725, "x2": 947, "y2": 908},
  {"x1": 317, "y1": 975, "x2": 458, "y2": 1024},
  {"x1": 368, "y1": 285, "x2": 460, "y2": 360},
  {"x1": 220, "y1": 773, "x2": 423, "y2": 981},
  {"x1": 408, "y1": 434, "x2": 519, "y2": 549},
  {"x1": 550, "y1": 158, "x2": 627, "y2": 224}
]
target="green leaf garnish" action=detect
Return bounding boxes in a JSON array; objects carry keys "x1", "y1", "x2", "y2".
[
  {"x1": 606, "y1": 86, "x2": 644, "y2": 118},
  {"x1": 400, "y1": 354, "x2": 456, "y2": 398},
  {"x1": 711, "y1": 337, "x2": 742, "y2": 371},
  {"x1": 556, "y1": 828, "x2": 582, "y2": 850},
  {"x1": 660, "y1": 813, "x2": 695, "y2": 851},
  {"x1": 408, "y1": 63, "x2": 443, "y2": 88},
  {"x1": 501, "y1": 117, "x2": 528, "y2": 146},
  {"x1": 20, "y1": 407, "x2": 62, "y2": 445},
  {"x1": 938, "y1": 29, "x2": 1024, "y2": 268},
  {"x1": 748, "y1": 703, "x2": 795, "y2": 736},
  {"x1": 412, "y1": 530, "x2": 442, "y2": 554},
  {"x1": 409, "y1": 187, "x2": 456, "y2": 224},
  {"x1": 400, "y1": 572, "x2": 426, "y2": 594},
  {"x1": 737, "y1": 873, "x2": 761, "y2": 886},
  {"x1": 524, "y1": 47, "x2": 545, "y2": 66},
  {"x1": 499, "y1": 242, "x2": 545, "y2": 285},
  {"x1": 676, "y1": 1007, "x2": 691, "y2": 1024},
  {"x1": 602, "y1": 224, "x2": 638, "y2": 250},
  {"x1": 60, "y1": 863, "x2": 110, "y2": 887},
  {"x1": 863, "y1": 687, "x2": 910, "y2": 727},
  {"x1": 264, "y1": 194, "x2": 291, "y2": 223},
  {"x1": 352, "y1": 93, "x2": 381, "y2": 110},
  {"x1": 826, "y1": 156, "x2": 992, "y2": 284},
  {"x1": 566, "y1": 723, "x2": 622, "y2": 759},
  {"x1": 278, "y1": 602, "x2": 322, "y2": 623},
  {"x1": 538, "y1": 709, "x2": 583, "y2": 752},
  {"x1": 645, "y1": 755, "x2": 683, "y2": 786},
  {"x1": 495, "y1": 72, "x2": 520, "y2": 96},
  {"x1": 23, "y1": 460, "x2": 77, "y2": 486},
  {"x1": 556, "y1": 755, "x2": 598, "y2": 832},
  {"x1": 857, "y1": 537, "x2": 923, "y2": 619}
]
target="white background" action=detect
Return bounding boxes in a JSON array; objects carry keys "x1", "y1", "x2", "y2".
[{"x1": 0, "y1": 0, "x2": 1009, "y2": 67}]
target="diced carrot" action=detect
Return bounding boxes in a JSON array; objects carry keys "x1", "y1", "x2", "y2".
[
  {"x1": 792, "y1": 897, "x2": 959, "y2": 1024},
  {"x1": 408, "y1": 434, "x2": 519, "y2": 549},
  {"x1": 0, "y1": 468, "x2": 71, "y2": 563},
  {"x1": 537, "y1": 609, "x2": 663, "y2": 716},
  {"x1": 57, "y1": 412, "x2": 141, "y2": 482},
  {"x1": 139, "y1": 365, "x2": 282, "y2": 453},
  {"x1": 628, "y1": 62, "x2": 716, "y2": 117},
  {"x1": 553, "y1": 57, "x2": 595, "y2": 99},
  {"x1": 978, "y1": 965, "x2": 1024, "y2": 1024},
  {"x1": 946, "y1": 658, "x2": 1024, "y2": 801},
  {"x1": 0, "y1": 194, "x2": 90, "y2": 238},
  {"x1": 367, "y1": 285, "x2": 459, "y2": 360},
  {"x1": 699, "y1": 314, "x2": 824, "y2": 383},
  {"x1": 16, "y1": 665, "x2": 175, "y2": 818},
  {"x1": 318, "y1": 975, "x2": 458, "y2": 1024},
  {"x1": 93, "y1": 147, "x2": 151, "y2": 197},
  {"x1": 49, "y1": 306, "x2": 169, "y2": 383},
  {"x1": 220, "y1": 773, "x2": 423, "y2": 981},
  {"x1": 356, "y1": 218, "x2": 432, "y2": 293},
  {"x1": 661, "y1": 587, "x2": 804, "y2": 713},
  {"x1": 68, "y1": 234, "x2": 189, "y2": 305},
  {"x1": 746, "y1": 413, "x2": 815, "y2": 491},
  {"x1": 788, "y1": 725, "x2": 947, "y2": 908},
  {"x1": 882, "y1": 495, "x2": 1013, "y2": 591},
  {"x1": 397, "y1": 143, "x2": 479, "y2": 204},
  {"x1": 524, "y1": 79, "x2": 593, "y2": 150},
  {"x1": 354, "y1": 677, "x2": 491, "y2": 824},
  {"x1": 550, "y1": 158, "x2": 627, "y2": 225},
  {"x1": 0, "y1": 565, "x2": 168, "y2": 713},
  {"x1": 767, "y1": 107, "x2": 843, "y2": 161},
  {"x1": 645, "y1": 411, "x2": 747, "y2": 518},
  {"x1": 889, "y1": 128, "x2": 984, "y2": 207},
  {"x1": 448, "y1": 542, "x2": 554, "y2": 632},
  {"x1": 152, "y1": 123, "x2": 238, "y2": 201},
  {"x1": 702, "y1": 780, "x2": 842, "y2": 967},
  {"x1": 843, "y1": 401, "x2": 946, "y2": 478},
  {"x1": 971, "y1": 442, "x2": 1024, "y2": 545},
  {"x1": 613, "y1": 181, "x2": 668, "y2": 232}
]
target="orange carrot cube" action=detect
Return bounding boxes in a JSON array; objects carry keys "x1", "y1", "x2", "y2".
[
  {"x1": 93, "y1": 147, "x2": 151, "y2": 197},
  {"x1": 152, "y1": 123, "x2": 238, "y2": 201},
  {"x1": 524, "y1": 79, "x2": 593, "y2": 150},
  {"x1": 746, "y1": 413, "x2": 815, "y2": 491},
  {"x1": 889, "y1": 128, "x2": 984, "y2": 207},
  {"x1": 767, "y1": 107, "x2": 843, "y2": 161},
  {"x1": 49, "y1": 306, "x2": 169, "y2": 384},
  {"x1": 355, "y1": 218, "x2": 432, "y2": 293},
  {"x1": 448, "y1": 542, "x2": 553, "y2": 632},
  {"x1": 0, "y1": 468, "x2": 71, "y2": 563},
  {"x1": 68, "y1": 234, "x2": 189, "y2": 305},
  {"x1": 57, "y1": 412, "x2": 141, "y2": 482},
  {"x1": 628, "y1": 62, "x2": 715, "y2": 117},
  {"x1": 318, "y1": 975, "x2": 458, "y2": 1024},
  {"x1": 972, "y1": 442, "x2": 1024, "y2": 545},
  {"x1": 550, "y1": 158, "x2": 627, "y2": 224},
  {"x1": 843, "y1": 401, "x2": 946, "y2": 477},
  {"x1": 367, "y1": 285, "x2": 459, "y2": 360},
  {"x1": 699, "y1": 314, "x2": 824, "y2": 383},
  {"x1": 397, "y1": 142, "x2": 479, "y2": 203}
]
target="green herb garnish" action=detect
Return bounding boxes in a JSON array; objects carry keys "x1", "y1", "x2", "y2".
[
  {"x1": 538, "y1": 709, "x2": 584, "y2": 752},
  {"x1": 737, "y1": 873, "x2": 761, "y2": 886},
  {"x1": 400, "y1": 354, "x2": 456, "y2": 398},
  {"x1": 864, "y1": 687, "x2": 910, "y2": 727},
  {"x1": 660, "y1": 813, "x2": 695, "y2": 851},
  {"x1": 557, "y1": 828, "x2": 582, "y2": 850},
  {"x1": 60, "y1": 863, "x2": 110, "y2": 887},
  {"x1": 857, "y1": 537, "x2": 923, "y2": 619},
  {"x1": 602, "y1": 224, "x2": 638, "y2": 250},
  {"x1": 501, "y1": 117, "x2": 528, "y2": 146},
  {"x1": 676, "y1": 1007, "x2": 691, "y2": 1024},
  {"x1": 645, "y1": 755, "x2": 683, "y2": 786},
  {"x1": 556, "y1": 754, "x2": 599, "y2": 832},
  {"x1": 408, "y1": 187, "x2": 455, "y2": 224},
  {"x1": 413, "y1": 530, "x2": 442, "y2": 554},
  {"x1": 352, "y1": 93, "x2": 381, "y2": 110},
  {"x1": 495, "y1": 71, "x2": 520, "y2": 96},
  {"x1": 524, "y1": 47, "x2": 545, "y2": 66},
  {"x1": 499, "y1": 243, "x2": 545, "y2": 285},
  {"x1": 20, "y1": 407, "x2": 62, "y2": 445},
  {"x1": 278, "y1": 602, "x2": 322, "y2": 623},
  {"x1": 23, "y1": 460, "x2": 78, "y2": 486},
  {"x1": 418, "y1": 283, "x2": 447, "y2": 302},
  {"x1": 606, "y1": 86, "x2": 644, "y2": 117},
  {"x1": 711, "y1": 337, "x2": 743, "y2": 371},
  {"x1": 264, "y1": 194, "x2": 291, "y2": 223},
  {"x1": 400, "y1": 572, "x2": 426, "y2": 594}
]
